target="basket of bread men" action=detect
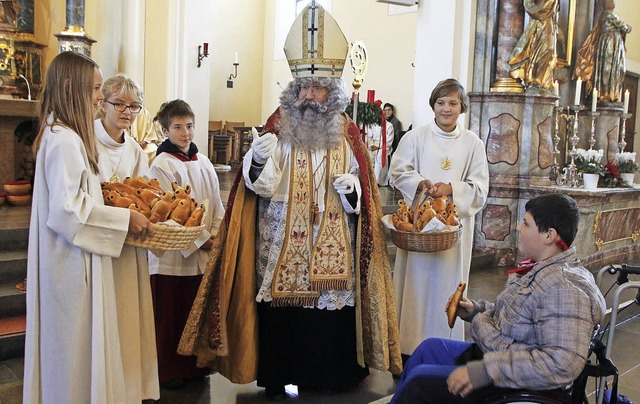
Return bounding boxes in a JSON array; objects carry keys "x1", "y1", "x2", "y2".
[
  {"x1": 382, "y1": 186, "x2": 462, "y2": 253},
  {"x1": 101, "y1": 177, "x2": 207, "y2": 251}
]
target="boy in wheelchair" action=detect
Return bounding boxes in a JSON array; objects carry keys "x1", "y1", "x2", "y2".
[{"x1": 392, "y1": 194, "x2": 606, "y2": 403}]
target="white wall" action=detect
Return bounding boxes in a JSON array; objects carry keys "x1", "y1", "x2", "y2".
[
  {"x1": 411, "y1": 0, "x2": 476, "y2": 128},
  {"x1": 261, "y1": 0, "x2": 418, "y2": 127}
]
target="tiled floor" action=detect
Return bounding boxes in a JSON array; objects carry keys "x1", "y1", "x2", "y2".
[{"x1": 1, "y1": 171, "x2": 639, "y2": 404}]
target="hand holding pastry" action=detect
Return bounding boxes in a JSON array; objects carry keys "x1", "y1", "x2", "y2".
[
  {"x1": 428, "y1": 182, "x2": 452, "y2": 198},
  {"x1": 128, "y1": 210, "x2": 153, "y2": 239}
]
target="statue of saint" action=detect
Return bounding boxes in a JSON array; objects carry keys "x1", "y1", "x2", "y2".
[
  {"x1": 574, "y1": 0, "x2": 632, "y2": 102},
  {"x1": 508, "y1": 0, "x2": 559, "y2": 91}
]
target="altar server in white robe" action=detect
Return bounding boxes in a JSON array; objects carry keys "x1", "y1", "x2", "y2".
[
  {"x1": 148, "y1": 99, "x2": 225, "y2": 385},
  {"x1": 95, "y1": 74, "x2": 159, "y2": 402},
  {"x1": 365, "y1": 121, "x2": 394, "y2": 186},
  {"x1": 390, "y1": 78, "x2": 489, "y2": 355},
  {"x1": 23, "y1": 51, "x2": 153, "y2": 404}
]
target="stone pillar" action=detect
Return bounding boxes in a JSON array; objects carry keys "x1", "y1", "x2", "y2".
[
  {"x1": 54, "y1": 0, "x2": 95, "y2": 56},
  {"x1": 65, "y1": 0, "x2": 85, "y2": 30},
  {"x1": 490, "y1": 0, "x2": 525, "y2": 93}
]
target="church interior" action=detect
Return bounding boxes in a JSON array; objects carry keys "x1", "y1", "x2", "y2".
[{"x1": 0, "y1": 0, "x2": 640, "y2": 403}]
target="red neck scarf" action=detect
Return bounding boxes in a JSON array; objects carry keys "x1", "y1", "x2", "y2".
[{"x1": 508, "y1": 239, "x2": 569, "y2": 276}]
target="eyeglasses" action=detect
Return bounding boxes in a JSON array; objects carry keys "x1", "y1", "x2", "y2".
[{"x1": 106, "y1": 101, "x2": 142, "y2": 114}]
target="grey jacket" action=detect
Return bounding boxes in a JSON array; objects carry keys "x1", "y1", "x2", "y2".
[{"x1": 466, "y1": 247, "x2": 606, "y2": 390}]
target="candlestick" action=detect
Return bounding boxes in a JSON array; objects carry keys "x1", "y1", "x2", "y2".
[
  {"x1": 234, "y1": 51, "x2": 238, "y2": 64},
  {"x1": 623, "y1": 90, "x2": 630, "y2": 114},
  {"x1": 574, "y1": 78, "x2": 582, "y2": 105},
  {"x1": 564, "y1": 105, "x2": 584, "y2": 187},
  {"x1": 550, "y1": 105, "x2": 563, "y2": 184},
  {"x1": 588, "y1": 111, "x2": 599, "y2": 150},
  {"x1": 619, "y1": 112, "x2": 632, "y2": 152},
  {"x1": 554, "y1": 81, "x2": 560, "y2": 106},
  {"x1": 591, "y1": 88, "x2": 598, "y2": 112}
]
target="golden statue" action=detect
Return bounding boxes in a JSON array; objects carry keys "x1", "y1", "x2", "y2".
[
  {"x1": 508, "y1": 0, "x2": 559, "y2": 90},
  {"x1": 574, "y1": 0, "x2": 631, "y2": 102}
]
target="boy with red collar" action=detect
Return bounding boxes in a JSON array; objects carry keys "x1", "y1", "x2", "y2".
[{"x1": 392, "y1": 193, "x2": 606, "y2": 403}]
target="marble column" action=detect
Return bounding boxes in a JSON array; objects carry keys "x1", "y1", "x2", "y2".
[
  {"x1": 55, "y1": 0, "x2": 95, "y2": 56},
  {"x1": 65, "y1": 0, "x2": 85, "y2": 30},
  {"x1": 490, "y1": 0, "x2": 525, "y2": 93}
]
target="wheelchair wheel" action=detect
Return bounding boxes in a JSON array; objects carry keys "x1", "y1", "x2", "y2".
[{"x1": 484, "y1": 390, "x2": 571, "y2": 404}]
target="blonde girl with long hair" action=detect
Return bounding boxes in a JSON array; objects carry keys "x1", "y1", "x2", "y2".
[{"x1": 23, "y1": 51, "x2": 152, "y2": 403}]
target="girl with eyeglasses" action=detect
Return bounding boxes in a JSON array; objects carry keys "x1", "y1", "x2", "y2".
[{"x1": 94, "y1": 74, "x2": 160, "y2": 402}]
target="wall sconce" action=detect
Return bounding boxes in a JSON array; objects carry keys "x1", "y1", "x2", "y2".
[
  {"x1": 227, "y1": 52, "x2": 239, "y2": 88},
  {"x1": 197, "y1": 43, "x2": 209, "y2": 68}
]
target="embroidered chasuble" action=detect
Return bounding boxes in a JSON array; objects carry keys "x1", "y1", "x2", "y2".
[
  {"x1": 178, "y1": 109, "x2": 402, "y2": 383},
  {"x1": 272, "y1": 141, "x2": 351, "y2": 306}
]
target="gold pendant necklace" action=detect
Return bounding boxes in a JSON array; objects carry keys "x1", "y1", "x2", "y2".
[
  {"x1": 109, "y1": 173, "x2": 122, "y2": 183},
  {"x1": 441, "y1": 158, "x2": 452, "y2": 171}
]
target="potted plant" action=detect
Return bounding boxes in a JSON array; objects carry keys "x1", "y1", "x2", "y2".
[
  {"x1": 574, "y1": 148, "x2": 605, "y2": 190},
  {"x1": 614, "y1": 152, "x2": 638, "y2": 185}
]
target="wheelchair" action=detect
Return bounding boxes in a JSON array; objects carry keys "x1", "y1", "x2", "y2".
[{"x1": 482, "y1": 263, "x2": 640, "y2": 404}]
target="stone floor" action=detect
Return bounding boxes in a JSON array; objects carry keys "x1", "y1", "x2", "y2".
[{"x1": 0, "y1": 171, "x2": 639, "y2": 404}]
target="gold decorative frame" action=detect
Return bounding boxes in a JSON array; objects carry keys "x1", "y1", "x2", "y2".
[
  {"x1": 556, "y1": 0, "x2": 576, "y2": 67},
  {"x1": 593, "y1": 209, "x2": 640, "y2": 251}
]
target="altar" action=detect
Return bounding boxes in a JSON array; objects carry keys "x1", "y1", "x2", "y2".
[{"x1": 474, "y1": 183, "x2": 640, "y2": 270}]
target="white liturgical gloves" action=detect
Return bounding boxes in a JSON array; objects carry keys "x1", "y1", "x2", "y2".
[
  {"x1": 251, "y1": 131, "x2": 278, "y2": 165},
  {"x1": 333, "y1": 173, "x2": 358, "y2": 194}
]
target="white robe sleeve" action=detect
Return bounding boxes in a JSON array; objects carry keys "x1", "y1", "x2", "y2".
[
  {"x1": 243, "y1": 146, "x2": 284, "y2": 198},
  {"x1": 450, "y1": 137, "x2": 489, "y2": 218},
  {"x1": 45, "y1": 134, "x2": 129, "y2": 258},
  {"x1": 389, "y1": 129, "x2": 427, "y2": 203}
]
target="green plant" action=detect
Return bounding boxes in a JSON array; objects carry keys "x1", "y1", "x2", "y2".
[{"x1": 345, "y1": 101, "x2": 383, "y2": 126}]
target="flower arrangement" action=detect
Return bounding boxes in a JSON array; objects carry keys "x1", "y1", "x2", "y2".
[
  {"x1": 600, "y1": 162, "x2": 623, "y2": 188},
  {"x1": 574, "y1": 148, "x2": 605, "y2": 175},
  {"x1": 614, "y1": 152, "x2": 639, "y2": 173}
]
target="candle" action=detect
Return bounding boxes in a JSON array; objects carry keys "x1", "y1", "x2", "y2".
[
  {"x1": 623, "y1": 90, "x2": 630, "y2": 114},
  {"x1": 203, "y1": 43, "x2": 209, "y2": 54},
  {"x1": 553, "y1": 81, "x2": 559, "y2": 106},
  {"x1": 574, "y1": 78, "x2": 582, "y2": 106},
  {"x1": 234, "y1": 51, "x2": 238, "y2": 64},
  {"x1": 592, "y1": 88, "x2": 598, "y2": 112},
  {"x1": 367, "y1": 89, "x2": 375, "y2": 103}
]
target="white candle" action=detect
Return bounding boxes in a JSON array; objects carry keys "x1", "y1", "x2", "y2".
[
  {"x1": 574, "y1": 78, "x2": 582, "y2": 106},
  {"x1": 592, "y1": 88, "x2": 598, "y2": 112},
  {"x1": 234, "y1": 51, "x2": 238, "y2": 64},
  {"x1": 553, "y1": 81, "x2": 560, "y2": 106},
  {"x1": 623, "y1": 89, "x2": 630, "y2": 114}
]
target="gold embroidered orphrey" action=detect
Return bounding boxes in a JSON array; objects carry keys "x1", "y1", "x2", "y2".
[{"x1": 271, "y1": 139, "x2": 352, "y2": 307}]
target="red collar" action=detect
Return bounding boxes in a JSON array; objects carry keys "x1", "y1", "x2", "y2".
[{"x1": 508, "y1": 239, "x2": 569, "y2": 276}]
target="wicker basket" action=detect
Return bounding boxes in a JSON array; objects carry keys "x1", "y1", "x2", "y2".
[
  {"x1": 125, "y1": 222, "x2": 206, "y2": 251},
  {"x1": 387, "y1": 186, "x2": 461, "y2": 253},
  {"x1": 390, "y1": 225, "x2": 461, "y2": 253}
]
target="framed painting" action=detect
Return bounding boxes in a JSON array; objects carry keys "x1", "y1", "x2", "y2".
[{"x1": 556, "y1": 0, "x2": 576, "y2": 67}]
